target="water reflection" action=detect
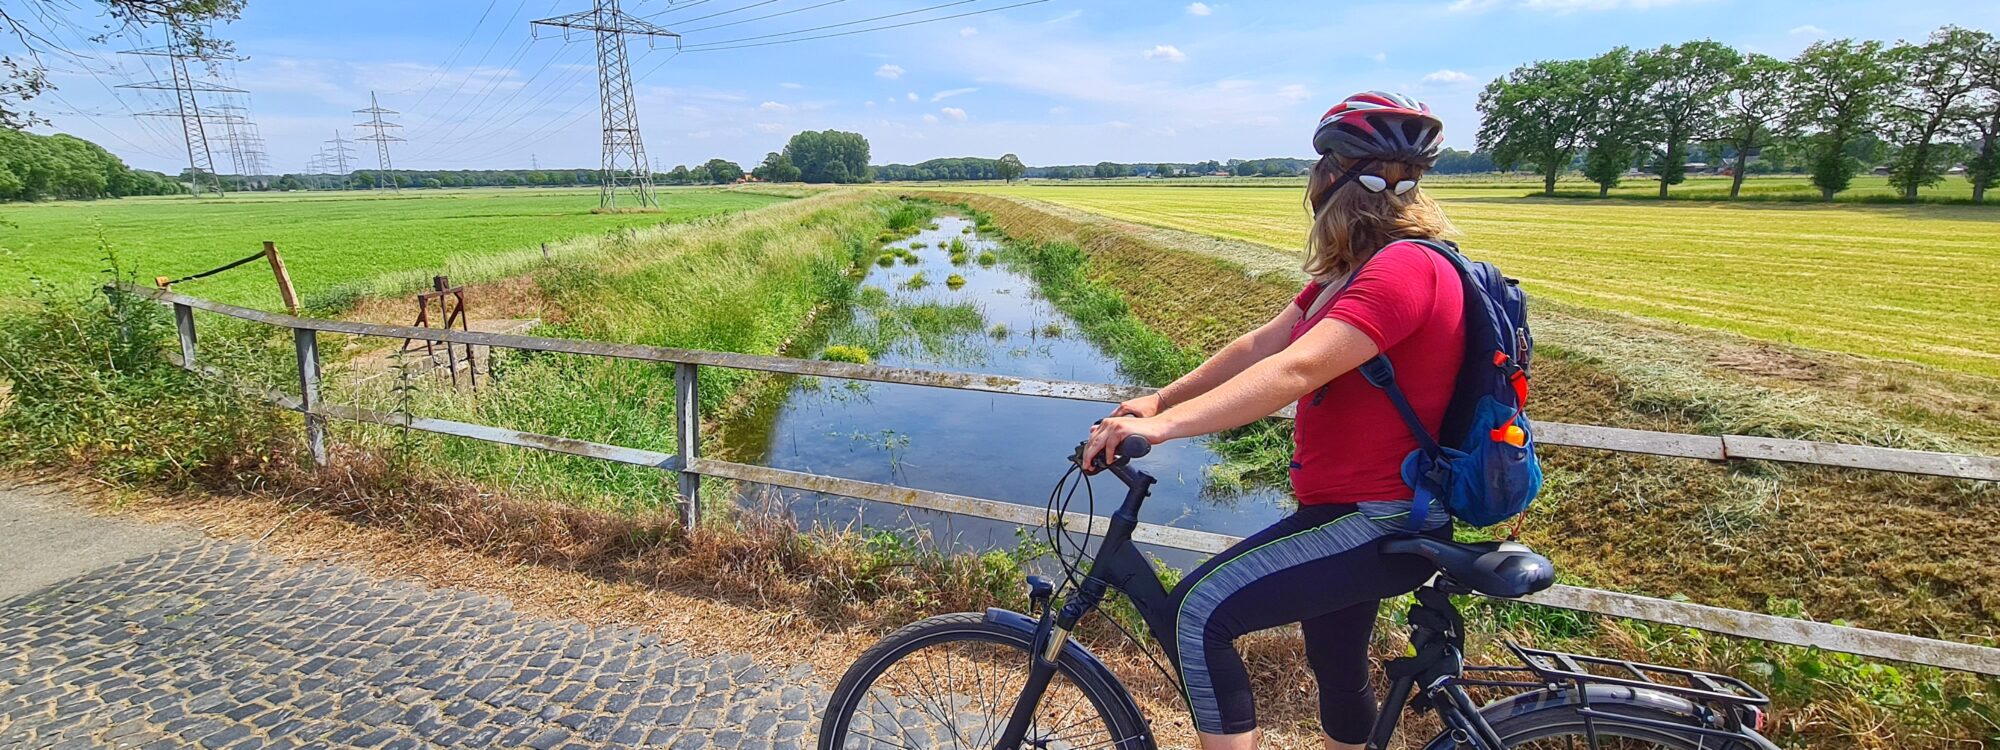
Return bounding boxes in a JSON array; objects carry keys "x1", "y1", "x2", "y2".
[{"x1": 739, "y1": 214, "x2": 1289, "y2": 570}]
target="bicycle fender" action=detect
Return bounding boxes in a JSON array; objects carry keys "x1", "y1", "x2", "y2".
[
  {"x1": 982, "y1": 608, "x2": 1156, "y2": 748},
  {"x1": 1418, "y1": 684, "x2": 1780, "y2": 750}
]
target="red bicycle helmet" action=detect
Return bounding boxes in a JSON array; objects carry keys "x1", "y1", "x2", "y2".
[{"x1": 1313, "y1": 91, "x2": 1445, "y2": 167}]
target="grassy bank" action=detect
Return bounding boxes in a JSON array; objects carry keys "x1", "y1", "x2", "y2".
[
  {"x1": 920, "y1": 189, "x2": 2000, "y2": 749},
  {"x1": 320, "y1": 192, "x2": 923, "y2": 512}
]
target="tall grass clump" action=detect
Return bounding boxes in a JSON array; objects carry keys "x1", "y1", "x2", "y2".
[{"x1": 0, "y1": 272, "x2": 292, "y2": 485}]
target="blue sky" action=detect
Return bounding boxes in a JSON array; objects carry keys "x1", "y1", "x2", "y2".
[{"x1": 16, "y1": 0, "x2": 1999, "y2": 174}]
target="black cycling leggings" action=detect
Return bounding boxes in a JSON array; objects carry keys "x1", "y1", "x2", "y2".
[{"x1": 1160, "y1": 500, "x2": 1446, "y2": 741}]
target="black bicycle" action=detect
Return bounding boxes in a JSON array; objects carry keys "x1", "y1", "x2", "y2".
[{"x1": 819, "y1": 437, "x2": 1778, "y2": 749}]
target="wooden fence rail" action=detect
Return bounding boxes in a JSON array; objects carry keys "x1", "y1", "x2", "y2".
[{"x1": 124, "y1": 283, "x2": 2000, "y2": 677}]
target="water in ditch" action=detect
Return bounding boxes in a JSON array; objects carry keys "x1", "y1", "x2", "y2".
[{"x1": 733, "y1": 214, "x2": 1290, "y2": 568}]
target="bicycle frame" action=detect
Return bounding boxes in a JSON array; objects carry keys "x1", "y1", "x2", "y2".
[
  {"x1": 989, "y1": 459, "x2": 1771, "y2": 750},
  {"x1": 991, "y1": 461, "x2": 1507, "y2": 750}
]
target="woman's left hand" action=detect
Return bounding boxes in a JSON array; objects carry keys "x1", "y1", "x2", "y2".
[{"x1": 1083, "y1": 416, "x2": 1173, "y2": 471}]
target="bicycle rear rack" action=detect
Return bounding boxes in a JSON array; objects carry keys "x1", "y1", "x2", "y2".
[{"x1": 1503, "y1": 642, "x2": 1769, "y2": 708}]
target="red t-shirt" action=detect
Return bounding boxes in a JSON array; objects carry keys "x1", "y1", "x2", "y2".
[{"x1": 1288, "y1": 241, "x2": 1465, "y2": 505}]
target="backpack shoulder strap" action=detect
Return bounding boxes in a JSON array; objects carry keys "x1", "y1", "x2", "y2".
[{"x1": 1353, "y1": 239, "x2": 1461, "y2": 530}]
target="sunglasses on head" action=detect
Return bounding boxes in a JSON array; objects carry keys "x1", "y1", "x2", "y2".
[
  {"x1": 1317, "y1": 158, "x2": 1420, "y2": 211},
  {"x1": 1355, "y1": 174, "x2": 1419, "y2": 195}
]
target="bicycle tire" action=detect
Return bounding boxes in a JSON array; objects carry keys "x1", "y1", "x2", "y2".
[{"x1": 818, "y1": 611, "x2": 1152, "y2": 750}]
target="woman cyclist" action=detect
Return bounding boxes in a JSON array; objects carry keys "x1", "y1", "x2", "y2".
[{"x1": 1082, "y1": 91, "x2": 1461, "y2": 750}]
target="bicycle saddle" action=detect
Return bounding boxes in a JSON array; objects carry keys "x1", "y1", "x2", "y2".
[{"x1": 1380, "y1": 536, "x2": 1555, "y2": 599}]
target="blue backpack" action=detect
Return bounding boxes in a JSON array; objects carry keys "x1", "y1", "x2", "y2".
[{"x1": 1355, "y1": 239, "x2": 1543, "y2": 531}]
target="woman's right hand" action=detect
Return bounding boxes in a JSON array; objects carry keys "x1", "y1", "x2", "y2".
[{"x1": 1111, "y1": 393, "x2": 1164, "y2": 419}]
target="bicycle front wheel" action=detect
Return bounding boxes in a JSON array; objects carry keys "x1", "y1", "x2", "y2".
[{"x1": 818, "y1": 612, "x2": 1151, "y2": 750}]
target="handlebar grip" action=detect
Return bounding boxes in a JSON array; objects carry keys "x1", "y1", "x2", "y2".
[
  {"x1": 1117, "y1": 435, "x2": 1151, "y2": 460},
  {"x1": 1075, "y1": 434, "x2": 1153, "y2": 472}
]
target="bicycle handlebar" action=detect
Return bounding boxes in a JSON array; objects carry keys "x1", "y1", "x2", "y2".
[{"x1": 1070, "y1": 434, "x2": 1152, "y2": 473}]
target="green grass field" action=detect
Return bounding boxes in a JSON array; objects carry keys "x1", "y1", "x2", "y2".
[
  {"x1": 0, "y1": 187, "x2": 788, "y2": 310},
  {"x1": 944, "y1": 182, "x2": 2000, "y2": 376}
]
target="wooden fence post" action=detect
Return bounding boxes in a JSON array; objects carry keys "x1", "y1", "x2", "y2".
[
  {"x1": 540, "y1": 242, "x2": 550, "y2": 261},
  {"x1": 173, "y1": 303, "x2": 197, "y2": 368},
  {"x1": 265, "y1": 241, "x2": 300, "y2": 315},
  {"x1": 675, "y1": 362, "x2": 701, "y2": 530},
  {"x1": 293, "y1": 327, "x2": 327, "y2": 467}
]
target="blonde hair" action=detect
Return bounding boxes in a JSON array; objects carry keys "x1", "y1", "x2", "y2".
[{"x1": 1303, "y1": 155, "x2": 1456, "y2": 281}]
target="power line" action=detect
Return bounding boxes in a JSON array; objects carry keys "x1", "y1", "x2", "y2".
[
  {"x1": 404, "y1": 0, "x2": 538, "y2": 131},
  {"x1": 664, "y1": 0, "x2": 781, "y2": 25},
  {"x1": 680, "y1": 0, "x2": 848, "y2": 34},
  {"x1": 678, "y1": 0, "x2": 980, "y2": 49},
  {"x1": 681, "y1": 0, "x2": 1047, "y2": 52},
  {"x1": 398, "y1": 0, "x2": 505, "y2": 103}
]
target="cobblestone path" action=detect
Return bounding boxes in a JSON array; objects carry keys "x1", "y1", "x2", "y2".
[{"x1": 0, "y1": 541, "x2": 824, "y2": 749}]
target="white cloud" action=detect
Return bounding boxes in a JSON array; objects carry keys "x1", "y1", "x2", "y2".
[
  {"x1": 940, "y1": 107, "x2": 968, "y2": 122},
  {"x1": 757, "y1": 101, "x2": 793, "y2": 113},
  {"x1": 1048, "y1": 105, "x2": 1070, "y2": 115},
  {"x1": 1789, "y1": 24, "x2": 1826, "y2": 35},
  {"x1": 1422, "y1": 69, "x2": 1474, "y2": 85},
  {"x1": 922, "y1": 113, "x2": 941, "y2": 124},
  {"x1": 1452, "y1": 0, "x2": 1698, "y2": 11},
  {"x1": 1446, "y1": 0, "x2": 1502, "y2": 11},
  {"x1": 1519, "y1": 0, "x2": 1701, "y2": 11},
  {"x1": 1277, "y1": 84, "x2": 1312, "y2": 102},
  {"x1": 864, "y1": 100, "x2": 877, "y2": 109},
  {"x1": 931, "y1": 87, "x2": 978, "y2": 102},
  {"x1": 1143, "y1": 44, "x2": 1187, "y2": 63},
  {"x1": 754, "y1": 123, "x2": 786, "y2": 134},
  {"x1": 1046, "y1": 9, "x2": 1082, "y2": 23},
  {"x1": 1372, "y1": 52, "x2": 1388, "y2": 63},
  {"x1": 959, "y1": 26, "x2": 978, "y2": 37},
  {"x1": 907, "y1": 92, "x2": 919, "y2": 101},
  {"x1": 1185, "y1": 2, "x2": 1213, "y2": 16},
  {"x1": 779, "y1": 82, "x2": 804, "y2": 89},
  {"x1": 875, "y1": 64, "x2": 905, "y2": 79}
]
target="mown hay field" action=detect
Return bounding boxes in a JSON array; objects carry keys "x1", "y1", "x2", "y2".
[
  {"x1": 946, "y1": 183, "x2": 2000, "y2": 376},
  {"x1": 0, "y1": 187, "x2": 788, "y2": 310}
]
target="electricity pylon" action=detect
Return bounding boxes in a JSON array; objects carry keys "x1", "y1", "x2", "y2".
[
  {"x1": 119, "y1": 25, "x2": 237, "y2": 197},
  {"x1": 324, "y1": 131, "x2": 359, "y2": 190},
  {"x1": 355, "y1": 91, "x2": 405, "y2": 192},
  {"x1": 532, "y1": 0, "x2": 679, "y2": 211}
]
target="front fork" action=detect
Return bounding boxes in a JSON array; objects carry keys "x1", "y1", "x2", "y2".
[{"x1": 993, "y1": 572, "x2": 1114, "y2": 749}]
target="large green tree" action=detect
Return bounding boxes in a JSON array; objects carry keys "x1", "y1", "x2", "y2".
[
  {"x1": 997, "y1": 153, "x2": 1025, "y2": 182},
  {"x1": 751, "y1": 151, "x2": 800, "y2": 182},
  {"x1": 1966, "y1": 34, "x2": 2000, "y2": 203},
  {"x1": 1581, "y1": 48, "x2": 1652, "y2": 196},
  {"x1": 1787, "y1": 39, "x2": 1895, "y2": 200},
  {"x1": 701, "y1": 158, "x2": 743, "y2": 184},
  {"x1": 1881, "y1": 26, "x2": 1990, "y2": 201},
  {"x1": 1642, "y1": 40, "x2": 1741, "y2": 197},
  {"x1": 1477, "y1": 58, "x2": 1597, "y2": 195},
  {"x1": 1, "y1": 0, "x2": 242, "y2": 128},
  {"x1": 781, "y1": 130, "x2": 870, "y2": 184},
  {"x1": 1713, "y1": 53, "x2": 1791, "y2": 198}
]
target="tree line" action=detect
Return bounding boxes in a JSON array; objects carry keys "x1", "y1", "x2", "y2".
[
  {"x1": 0, "y1": 129, "x2": 184, "y2": 201},
  {"x1": 1478, "y1": 25, "x2": 2000, "y2": 202}
]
